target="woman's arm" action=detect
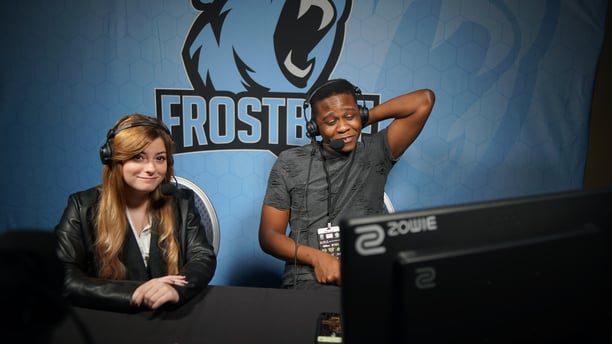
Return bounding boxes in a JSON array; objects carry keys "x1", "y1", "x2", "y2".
[
  {"x1": 172, "y1": 189, "x2": 217, "y2": 304},
  {"x1": 55, "y1": 191, "x2": 141, "y2": 312}
]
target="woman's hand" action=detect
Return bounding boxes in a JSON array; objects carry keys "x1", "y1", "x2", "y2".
[{"x1": 130, "y1": 275, "x2": 188, "y2": 309}]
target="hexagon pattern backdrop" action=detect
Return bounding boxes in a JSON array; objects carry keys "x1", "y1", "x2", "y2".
[{"x1": 1, "y1": 0, "x2": 607, "y2": 286}]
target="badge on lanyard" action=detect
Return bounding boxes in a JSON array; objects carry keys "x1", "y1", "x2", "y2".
[{"x1": 317, "y1": 223, "x2": 341, "y2": 258}]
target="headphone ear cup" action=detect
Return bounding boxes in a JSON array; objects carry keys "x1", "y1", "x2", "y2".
[
  {"x1": 99, "y1": 128, "x2": 115, "y2": 165},
  {"x1": 99, "y1": 141, "x2": 112, "y2": 165},
  {"x1": 304, "y1": 99, "x2": 319, "y2": 138},
  {"x1": 353, "y1": 84, "x2": 369, "y2": 127},
  {"x1": 359, "y1": 106, "x2": 369, "y2": 126},
  {"x1": 306, "y1": 119, "x2": 319, "y2": 138}
]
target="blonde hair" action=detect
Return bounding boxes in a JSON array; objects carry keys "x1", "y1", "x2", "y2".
[{"x1": 95, "y1": 114, "x2": 179, "y2": 279}]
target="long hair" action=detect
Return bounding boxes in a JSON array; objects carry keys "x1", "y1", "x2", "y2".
[{"x1": 95, "y1": 114, "x2": 179, "y2": 280}]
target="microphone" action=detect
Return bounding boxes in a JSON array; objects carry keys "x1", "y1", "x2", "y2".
[
  {"x1": 324, "y1": 139, "x2": 345, "y2": 152},
  {"x1": 160, "y1": 183, "x2": 178, "y2": 196}
]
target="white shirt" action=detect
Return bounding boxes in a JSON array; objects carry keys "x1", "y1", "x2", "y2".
[{"x1": 126, "y1": 211, "x2": 152, "y2": 267}]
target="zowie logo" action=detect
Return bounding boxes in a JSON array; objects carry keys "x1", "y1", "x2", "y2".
[{"x1": 354, "y1": 216, "x2": 438, "y2": 256}]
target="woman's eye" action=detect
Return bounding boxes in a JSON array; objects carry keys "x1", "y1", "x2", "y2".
[
  {"x1": 156, "y1": 156, "x2": 167, "y2": 161},
  {"x1": 132, "y1": 154, "x2": 144, "y2": 161}
]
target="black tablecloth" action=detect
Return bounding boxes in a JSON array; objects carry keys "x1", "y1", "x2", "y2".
[{"x1": 51, "y1": 285, "x2": 341, "y2": 344}]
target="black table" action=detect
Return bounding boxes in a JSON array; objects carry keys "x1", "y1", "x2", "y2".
[{"x1": 51, "y1": 285, "x2": 341, "y2": 344}]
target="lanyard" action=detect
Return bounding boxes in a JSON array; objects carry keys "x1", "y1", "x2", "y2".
[{"x1": 318, "y1": 144, "x2": 356, "y2": 226}]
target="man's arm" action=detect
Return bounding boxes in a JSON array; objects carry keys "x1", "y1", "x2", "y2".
[
  {"x1": 366, "y1": 89, "x2": 435, "y2": 159},
  {"x1": 258, "y1": 204, "x2": 293, "y2": 261},
  {"x1": 258, "y1": 205, "x2": 341, "y2": 285}
]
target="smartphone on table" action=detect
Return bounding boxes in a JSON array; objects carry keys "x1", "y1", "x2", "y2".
[{"x1": 315, "y1": 312, "x2": 343, "y2": 343}]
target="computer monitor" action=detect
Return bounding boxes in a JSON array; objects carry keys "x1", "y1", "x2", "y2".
[{"x1": 340, "y1": 188, "x2": 612, "y2": 344}]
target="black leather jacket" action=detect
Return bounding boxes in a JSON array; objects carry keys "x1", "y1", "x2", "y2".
[{"x1": 54, "y1": 186, "x2": 217, "y2": 312}]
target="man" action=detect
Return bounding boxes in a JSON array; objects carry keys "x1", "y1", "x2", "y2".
[{"x1": 259, "y1": 79, "x2": 435, "y2": 289}]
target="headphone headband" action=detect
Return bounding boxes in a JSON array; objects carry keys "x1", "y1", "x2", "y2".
[
  {"x1": 100, "y1": 120, "x2": 171, "y2": 165},
  {"x1": 304, "y1": 79, "x2": 360, "y2": 110},
  {"x1": 106, "y1": 121, "x2": 170, "y2": 140},
  {"x1": 303, "y1": 79, "x2": 369, "y2": 138}
]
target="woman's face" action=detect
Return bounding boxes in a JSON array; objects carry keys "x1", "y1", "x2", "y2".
[{"x1": 122, "y1": 137, "x2": 168, "y2": 195}]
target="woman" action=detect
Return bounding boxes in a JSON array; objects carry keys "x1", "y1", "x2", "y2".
[{"x1": 55, "y1": 114, "x2": 216, "y2": 312}]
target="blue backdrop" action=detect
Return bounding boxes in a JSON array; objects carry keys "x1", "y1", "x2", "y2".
[{"x1": 1, "y1": 0, "x2": 607, "y2": 286}]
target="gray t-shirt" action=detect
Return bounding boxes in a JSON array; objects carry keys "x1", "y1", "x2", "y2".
[{"x1": 263, "y1": 129, "x2": 396, "y2": 286}]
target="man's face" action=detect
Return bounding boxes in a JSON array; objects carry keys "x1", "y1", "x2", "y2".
[{"x1": 314, "y1": 93, "x2": 361, "y2": 153}]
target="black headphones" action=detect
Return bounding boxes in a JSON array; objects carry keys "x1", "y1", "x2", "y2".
[
  {"x1": 303, "y1": 79, "x2": 369, "y2": 138},
  {"x1": 99, "y1": 120, "x2": 171, "y2": 165}
]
